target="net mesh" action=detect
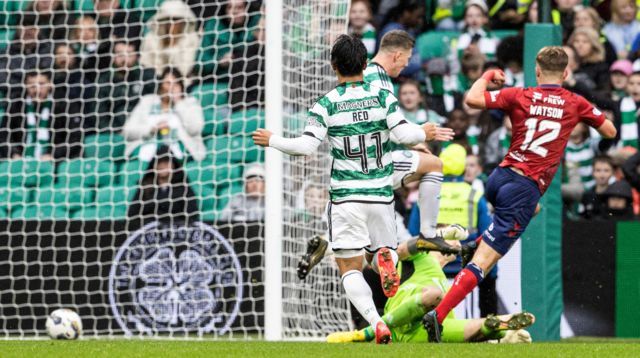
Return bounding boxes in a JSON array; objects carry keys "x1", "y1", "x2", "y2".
[{"x1": 0, "y1": 0, "x2": 349, "y2": 339}]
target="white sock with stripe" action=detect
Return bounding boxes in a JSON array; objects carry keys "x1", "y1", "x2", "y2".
[
  {"x1": 419, "y1": 172, "x2": 444, "y2": 238},
  {"x1": 341, "y1": 270, "x2": 382, "y2": 326}
]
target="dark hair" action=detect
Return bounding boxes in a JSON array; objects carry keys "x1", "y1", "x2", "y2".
[
  {"x1": 496, "y1": 35, "x2": 524, "y2": 68},
  {"x1": 24, "y1": 70, "x2": 51, "y2": 81},
  {"x1": 384, "y1": 0, "x2": 424, "y2": 25},
  {"x1": 536, "y1": 46, "x2": 568, "y2": 74},
  {"x1": 593, "y1": 155, "x2": 615, "y2": 170},
  {"x1": 379, "y1": 30, "x2": 415, "y2": 52},
  {"x1": 630, "y1": 71, "x2": 640, "y2": 78},
  {"x1": 158, "y1": 67, "x2": 185, "y2": 94},
  {"x1": 483, "y1": 60, "x2": 505, "y2": 72},
  {"x1": 330, "y1": 34, "x2": 367, "y2": 77}
]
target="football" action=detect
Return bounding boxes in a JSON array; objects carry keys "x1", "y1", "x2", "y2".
[{"x1": 45, "y1": 309, "x2": 82, "y2": 340}]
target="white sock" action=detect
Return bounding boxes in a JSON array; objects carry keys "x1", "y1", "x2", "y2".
[
  {"x1": 419, "y1": 172, "x2": 443, "y2": 238},
  {"x1": 371, "y1": 249, "x2": 399, "y2": 274},
  {"x1": 341, "y1": 270, "x2": 382, "y2": 326}
]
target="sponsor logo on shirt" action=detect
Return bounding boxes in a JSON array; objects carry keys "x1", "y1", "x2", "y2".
[
  {"x1": 335, "y1": 98, "x2": 381, "y2": 112},
  {"x1": 593, "y1": 107, "x2": 602, "y2": 116},
  {"x1": 489, "y1": 91, "x2": 499, "y2": 102}
]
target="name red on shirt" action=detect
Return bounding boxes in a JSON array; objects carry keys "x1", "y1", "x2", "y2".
[{"x1": 484, "y1": 86, "x2": 606, "y2": 194}]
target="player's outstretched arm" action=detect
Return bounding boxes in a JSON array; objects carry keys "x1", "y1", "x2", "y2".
[
  {"x1": 252, "y1": 128, "x2": 322, "y2": 156},
  {"x1": 596, "y1": 119, "x2": 617, "y2": 139},
  {"x1": 465, "y1": 69, "x2": 506, "y2": 109}
]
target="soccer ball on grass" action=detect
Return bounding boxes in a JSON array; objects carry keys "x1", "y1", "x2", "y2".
[{"x1": 45, "y1": 308, "x2": 82, "y2": 340}]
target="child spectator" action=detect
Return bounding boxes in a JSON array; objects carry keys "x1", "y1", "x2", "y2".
[
  {"x1": 70, "y1": 15, "x2": 102, "y2": 82},
  {"x1": 398, "y1": 80, "x2": 445, "y2": 125},
  {"x1": 128, "y1": 145, "x2": 199, "y2": 228},
  {"x1": 609, "y1": 59, "x2": 632, "y2": 101},
  {"x1": 573, "y1": 7, "x2": 617, "y2": 65},
  {"x1": 568, "y1": 27, "x2": 610, "y2": 93},
  {"x1": 581, "y1": 155, "x2": 616, "y2": 218},
  {"x1": 196, "y1": 0, "x2": 259, "y2": 81},
  {"x1": 349, "y1": 0, "x2": 376, "y2": 59},
  {"x1": 456, "y1": 0, "x2": 499, "y2": 61},
  {"x1": 123, "y1": 68, "x2": 205, "y2": 163},
  {"x1": 601, "y1": 180, "x2": 635, "y2": 219},
  {"x1": 603, "y1": 0, "x2": 640, "y2": 59},
  {"x1": 0, "y1": 14, "x2": 53, "y2": 97},
  {"x1": 140, "y1": 0, "x2": 200, "y2": 82},
  {"x1": 220, "y1": 164, "x2": 265, "y2": 222}
]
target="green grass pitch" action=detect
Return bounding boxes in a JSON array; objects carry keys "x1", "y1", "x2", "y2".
[{"x1": 2, "y1": 340, "x2": 640, "y2": 358}]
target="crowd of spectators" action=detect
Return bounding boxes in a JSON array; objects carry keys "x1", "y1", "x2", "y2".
[{"x1": 0, "y1": 0, "x2": 639, "y2": 222}]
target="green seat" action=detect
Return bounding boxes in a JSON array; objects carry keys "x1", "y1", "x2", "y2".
[
  {"x1": 34, "y1": 187, "x2": 95, "y2": 213},
  {"x1": 216, "y1": 182, "x2": 244, "y2": 211},
  {"x1": 214, "y1": 163, "x2": 243, "y2": 185},
  {"x1": 190, "y1": 182, "x2": 218, "y2": 221},
  {"x1": 494, "y1": 30, "x2": 519, "y2": 39},
  {"x1": 12, "y1": 205, "x2": 67, "y2": 220},
  {"x1": 228, "y1": 109, "x2": 265, "y2": 135},
  {"x1": 202, "y1": 109, "x2": 229, "y2": 138},
  {"x1": 416, "y1": 31, "x2": 459, "y2": 60},
  {"x1": 186, "y1": 160, "x2": 215, "y2": 187},
  {"x1": 0, "y1": 187, "x2": 29, "y2": 214},
  {"x1": 72, "y1": 0, "x2": 135, "y2": 12},
  {"x1": 56, "y1": 159, "x2": 118, "y2": 188},
  {"x1": 119, "y1": 160, "x2": 148, "y2": 187},
  {"x1": 0, "y1": 159, "x2": 54, "y2": 188},
  {"x1": 73, "y1": 205, "x2": 127, "y2": 220},
  {"x1": 91, "y1": 186, "x2": 134, "y2": 219},
  {"x1": 190, "y1": 82, "x2": 229, "y2": 109},
  {"x1": 130, "y1": 0, "x2": 164, "y2": 22},
  {"x1": 83, "y1": 133, "x2": 126, "y2": 161}
]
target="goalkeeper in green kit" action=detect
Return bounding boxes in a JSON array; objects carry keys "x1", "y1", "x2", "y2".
[{"x1": 324, "y1": 234, "x2": 535, "y2": 343}]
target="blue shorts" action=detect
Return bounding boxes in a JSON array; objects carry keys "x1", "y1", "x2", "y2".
[{"x1": 482, "y1": 167, "x2": 541, "y2": 256}]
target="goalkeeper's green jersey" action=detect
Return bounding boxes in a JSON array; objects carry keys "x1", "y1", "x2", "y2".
[{"x1": 385, "y1": 252, "x2": 453, "y2": 341}]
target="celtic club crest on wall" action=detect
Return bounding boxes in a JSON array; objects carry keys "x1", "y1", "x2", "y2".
[{"x1": 109, "y1": 222, "x2": 243, "y2": 336}]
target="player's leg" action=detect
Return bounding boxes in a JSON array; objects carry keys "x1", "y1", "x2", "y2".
[
  {"x1": 331, "y1": 202, "x2": 391, "y2": 344},
  {"x1": 423, "y1": 167, "x2": 541, "y2": 342},
  {"x1": 441, "y1": 312, "x2": 534, "y2": 342},
  {"x1": 392, "y1": 150, "x2": 444, "y2": 239},
  {"x1": 297, "y1": 234, "x2": 329, "y2": 279},
  {"x1": 367, "y1": 202, "x2": 401, "y2": 298}
]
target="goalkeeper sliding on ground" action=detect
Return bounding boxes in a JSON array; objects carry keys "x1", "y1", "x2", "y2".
[{"x1": 298, "y1": 225, "x2": 535, "y2": 343}]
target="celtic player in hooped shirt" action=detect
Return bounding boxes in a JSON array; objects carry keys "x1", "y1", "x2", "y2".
[
  {"x1": 422, "y1": 46, "x2": 617, "y2": 342},
  {"x1": 253, "y1": 35, "x2": 453, "y2": 344}
]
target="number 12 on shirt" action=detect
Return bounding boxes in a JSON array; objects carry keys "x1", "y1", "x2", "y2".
[{"x1": 520, "y1": 118, "x2": 561, "y2": 158}]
